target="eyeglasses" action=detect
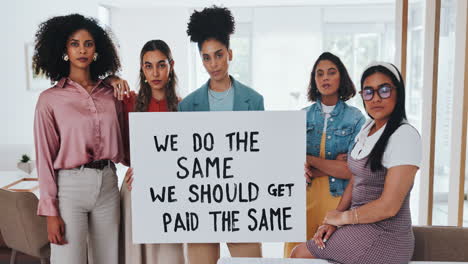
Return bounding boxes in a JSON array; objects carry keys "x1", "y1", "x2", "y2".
[{"x1": 359, "y1": 85, "x2": 394, "y2": 101}]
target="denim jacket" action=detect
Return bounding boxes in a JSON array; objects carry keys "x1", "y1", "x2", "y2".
[{"x1": 304, "y1": 99, "x2": 365, "y2": 196}]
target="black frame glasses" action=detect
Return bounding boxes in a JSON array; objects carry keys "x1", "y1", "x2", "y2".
[{"x1": 359, "y1": 85, "x2": 394, "y2": 101}]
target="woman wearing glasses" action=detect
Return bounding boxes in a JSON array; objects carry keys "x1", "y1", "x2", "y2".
[
  {"x1": 284, "y1": 52, "x2": 365, "y2": 257},
  {"x1": 290, "y1": 62, "x2": 421, "y2": 264}
]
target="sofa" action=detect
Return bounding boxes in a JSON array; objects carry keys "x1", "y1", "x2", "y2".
[
  {"x1": 0, "y1": 226, "x2": 467, "y2": 263},
  {"x1": 412, "y1": 226, "x2": 468, "y2": 262}
]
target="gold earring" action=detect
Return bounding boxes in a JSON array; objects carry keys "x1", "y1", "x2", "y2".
[
  {"x1": 93, "y1": 53, "x2": 98, "y2": 61},
  {"x1": 63, "y1": 54, "x2": 69, "y2": 61},
  {"x1": 144, "y1": 79, "x2": 148, "y2": 83}
]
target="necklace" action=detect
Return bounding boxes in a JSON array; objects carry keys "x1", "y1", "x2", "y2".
[{"x1": 208, "y1": 79, "x2": 232, "y2": 101}]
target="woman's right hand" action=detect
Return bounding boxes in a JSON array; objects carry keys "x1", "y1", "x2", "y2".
[
  {"x1": 125, "y1": 167, "x2": 134, "y2": 191},
  {"x1": 47, "y1": 216, "x2": 67, "y2": 245},
  {"x1": 313, "y1": 224, "x2": 337, "y2": 249},
  {"x1": 104, "y1": 75, "x2": 131, "y2": 101},
  {"x1": 304, "y1": 163, "x2": 313, "y2": 184}
]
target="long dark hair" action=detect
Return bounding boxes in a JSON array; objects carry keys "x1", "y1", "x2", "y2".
[
  {"x1": 308, "y1": 52, "x2": 356, "y2": 102},
  {"x1": 361, "y1": 64, "x2": 406, "y2": 171},
  {"x1": 135, "y1": 40, "x2": 178, "y2": 112}
]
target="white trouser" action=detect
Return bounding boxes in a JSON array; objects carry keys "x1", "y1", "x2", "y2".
[{"x1": 51, "y1": 164, "x2": 120, "y2": 264}]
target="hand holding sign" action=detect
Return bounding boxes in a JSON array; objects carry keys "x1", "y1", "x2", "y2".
[{"x1": 125, "y1": 168, "x2": 134, "y2": 191}]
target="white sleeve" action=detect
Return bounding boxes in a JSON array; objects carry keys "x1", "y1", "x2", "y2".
[{"x1": 382, "y1": 124, "x2": 422, "y2": 169}]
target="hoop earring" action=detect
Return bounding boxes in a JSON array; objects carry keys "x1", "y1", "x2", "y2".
[
  {"x1": 93, "y1": 53, "x2": 98, "y2": 61},
  {"x1": 63, "y1": 54, "x2": 69, "y2": 61}
]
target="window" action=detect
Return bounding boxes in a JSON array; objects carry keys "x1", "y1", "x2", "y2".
[
  {"x1": 406, "y1": 0, "x2": 425, "y2": 224},
  {"x1": 323, "y1": 22, "x2": 395, "y2": 112},
  {"x1": 432, "y1": 0, "x2": 456, "y2": 226}
]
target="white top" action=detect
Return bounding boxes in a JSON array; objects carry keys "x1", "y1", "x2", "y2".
[
  {"x1": 321, "y1": 103, "x2": 335, "y2": 133},
  {"x1": 350, "y1": 119, "x2": 422, "y2": 168}
]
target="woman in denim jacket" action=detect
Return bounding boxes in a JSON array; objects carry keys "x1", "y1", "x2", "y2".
[{"x1": 285, "y1": 52, "x2": 365, "y2": 257}]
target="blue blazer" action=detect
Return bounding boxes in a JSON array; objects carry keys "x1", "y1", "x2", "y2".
[{"x1": 178, "y1": 76, "x2": 264, "y2": 111}]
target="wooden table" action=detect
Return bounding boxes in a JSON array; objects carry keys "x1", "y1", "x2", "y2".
[{"x1": 0, "y1": 170, "x2": 39, "y2": 196}]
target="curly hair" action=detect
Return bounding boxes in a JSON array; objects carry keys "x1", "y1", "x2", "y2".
[
  {"x1": 187, "y1": 5, "x2": 235, "y2": 50},
  {"x1": 33, "y1": 14, "x2": 120, "y2": 82},
  {"x1": 308, "y1": 52, "x2": 356, "y2": 102},
  {"x1": 135, "y1": 40, "x2": 179, "y2": 112}
]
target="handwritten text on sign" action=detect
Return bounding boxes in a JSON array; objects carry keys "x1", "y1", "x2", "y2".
[{"x1": 129, "y1": 111, "x2": 306, "y2": 243}]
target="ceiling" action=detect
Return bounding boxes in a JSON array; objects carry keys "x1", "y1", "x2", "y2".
[{"x1": 102, "y1": 0, "x2": 395, "y2": 9}]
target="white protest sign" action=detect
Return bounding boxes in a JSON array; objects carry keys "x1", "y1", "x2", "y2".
[{"x1": 129, "y1": 111, "x2": 306, "y2": 243}]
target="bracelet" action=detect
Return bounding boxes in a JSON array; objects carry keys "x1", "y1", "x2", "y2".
[{"x1": 352, "y1": 208, "x2": 359, "y2": 225}]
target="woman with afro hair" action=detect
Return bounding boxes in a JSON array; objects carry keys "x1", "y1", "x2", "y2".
[
  {"x1": 33, "y1": 14, "x2": 128, "y2": 264},
  {"x1": 179, "y1": 5, "x2": 264, "y2": 264}
]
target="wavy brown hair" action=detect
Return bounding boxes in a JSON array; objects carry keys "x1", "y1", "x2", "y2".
[
  {"x1": 135, "y1": 40, "x2": 178, "y2": 112},
  {"x1": 308, "y1": 52, "x2": 356, "y2": 102}
]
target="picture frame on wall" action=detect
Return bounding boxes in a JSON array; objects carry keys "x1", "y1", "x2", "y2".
[{"x1": 25, "y1": 42, "x2": 51, "y2": 91}]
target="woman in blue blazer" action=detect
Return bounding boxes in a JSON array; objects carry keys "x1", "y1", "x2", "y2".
[
  {"x1": 178, "y1": 5, "x2": 264, "y2": 264},
  {"x1": 179, "y1": 6, "x2": 264, "y2": 112}
]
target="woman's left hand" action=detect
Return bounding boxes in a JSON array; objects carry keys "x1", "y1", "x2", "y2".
[
  {"x1": 313, "y1": 224, "x2": 337, "y2": 249},
  {"x1": 323, "y1": 210, "x2": 348, "y2": 226},
  {"x1": 336, "y1": 153, "x2": 348, "y2": 161}
]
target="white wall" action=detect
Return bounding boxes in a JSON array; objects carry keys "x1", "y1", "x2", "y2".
[
  {"x1": 252, "y1": 7, "x2": 323, "y2": 111},
  {"x1": 109, "y1": 7, "x2": 191, "y2": 96},
  {"x1": 1, "y1": 0, "x2": 103, "y2": 145},
  {"x1": 1, "y1": 2, "x2": 191, "y2": 145},
  {"x1": 323, "y1": 5, "x2": 394, "y2": 23}
]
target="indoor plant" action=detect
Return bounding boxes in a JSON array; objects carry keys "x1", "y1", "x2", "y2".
[{"x1": 17, "y1": 154, "x2": 35, "y2": 174}]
